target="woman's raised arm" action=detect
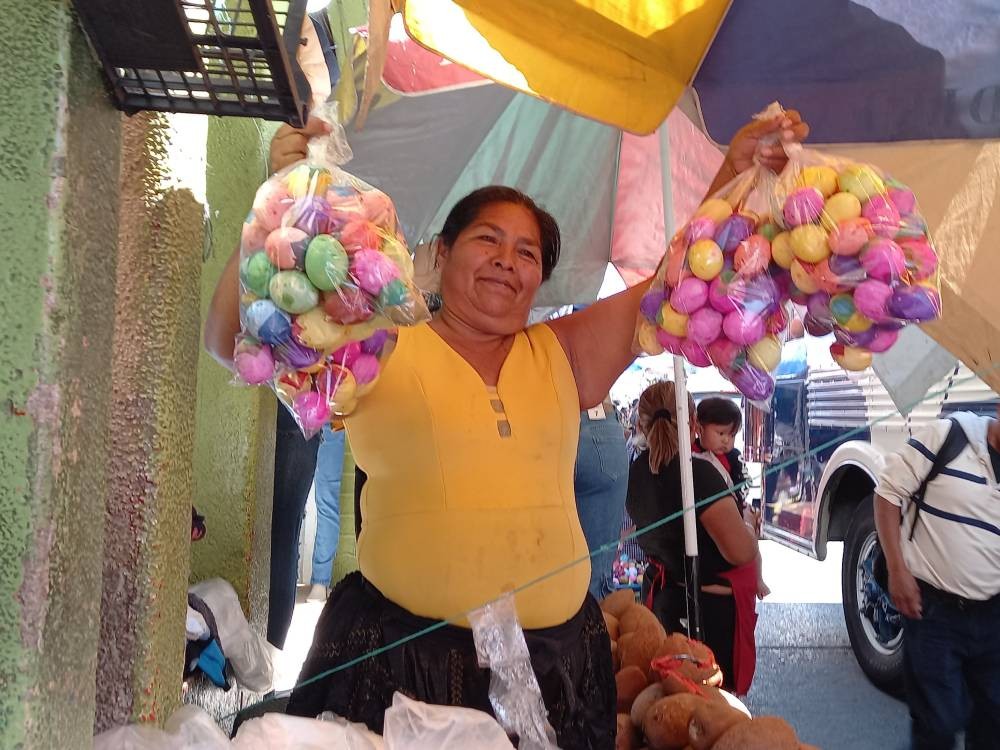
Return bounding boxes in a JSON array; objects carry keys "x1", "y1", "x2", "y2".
[
  {"x1": 546, "y1": 280, "x2": 652, "y2": 409},
  {"x1": 548, "y1": 111, "x2": 809, "y2": 409},
  {"x1": 203, "y1": 246, "x2": 243, "y2": 369}
]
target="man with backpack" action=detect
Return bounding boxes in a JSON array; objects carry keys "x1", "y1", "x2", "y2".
[{"x1": 875, "y1": 406, "x2": 1000, "y2": 750}]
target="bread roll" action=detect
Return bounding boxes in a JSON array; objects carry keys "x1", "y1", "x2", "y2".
[
  {"x1": 630, "y1": 682, "x2": 665, "y2": 729},
  {"x1": 616, "y1": 712, "x2": 639, "y2": 750},
  {"x1": 602, "y1": 589, "x2": 638, "y2": 619},
  {"x1": 604, "y1": 611, "x2": 621, "y2": 641},
  {"x1": 642, "y1": 694, "x2": 703, "y2": 750},
  {"x1": 712, "y1": 716, "x2": 800, "y2": 750},
  {"x1": 616, "y1": 666, "x2": 649, "y2": 713},
  {"x1": 687, "y1": 700, "x2": 749, "y2": 750}
]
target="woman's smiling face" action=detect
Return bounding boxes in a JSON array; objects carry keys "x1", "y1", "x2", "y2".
[{"x1": 436, "y1": 201, "x2": 545, "y2": 335}]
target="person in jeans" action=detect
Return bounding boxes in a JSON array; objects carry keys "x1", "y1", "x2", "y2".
[
  {"x1": 875, "y1": 406, "x2": 1000, "y2": 749},
  {"x1": 308, "y1": 425, "x2": 346, "y2": 601},
  {"x1": 268, "y1": 406, "x2": 320, "y2": 648},
  {"x1": 574, "y1": 396, "x2": 629, "y2": 599}
]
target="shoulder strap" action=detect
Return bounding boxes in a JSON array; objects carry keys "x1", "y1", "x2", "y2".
[
  {"x1": 694, "y1": 451, "x2": 734, "y2": 489},
  {"x1": 907, "y1": 417, "x2": 969, "y2": 540}
]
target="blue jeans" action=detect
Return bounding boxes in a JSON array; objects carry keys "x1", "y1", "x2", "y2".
[
  {"x1": 268, "y1": 406, "x2": 320, "y2": 648},
  {"x1": 311, "y1": 426, "x2": 345, "y2": 587},
  {"x1": 903, "y1": 580, "x2": 1000, "y2": 750},
  {"x1": 574, "y1": 410, "x2": 629, "y2": 599}
]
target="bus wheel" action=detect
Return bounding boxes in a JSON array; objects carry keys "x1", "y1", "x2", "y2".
[{"x1": 842, "y1": 497, "x2": 904, "y2": 695}]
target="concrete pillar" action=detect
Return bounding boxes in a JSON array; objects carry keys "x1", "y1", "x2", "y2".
[
  {"x1": 187, "y1": 118, "x2": 278, "y2": 722},
  {"x1": 0, "y1": 3, "x2": 121, "y2": 747},
  {"x1": 3, "y1": 2, "x2": 312, "y2": 741},
  {"x1": 94, "y1": 111, "x2": 207, "y2": 732}
]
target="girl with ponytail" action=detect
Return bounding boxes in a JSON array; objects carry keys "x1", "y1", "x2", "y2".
[
  {"x1": 627, "y1": 380, "x2": 759, "y2": 694},
  {"x1": 637, "y1": 381, "x2": 694, "y2": 475}
]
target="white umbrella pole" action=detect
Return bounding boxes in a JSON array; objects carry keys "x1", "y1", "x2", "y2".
[{"x1": 672, "y1": 355, "x2": 703, "y2": 641}]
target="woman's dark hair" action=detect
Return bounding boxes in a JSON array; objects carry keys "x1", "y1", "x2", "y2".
[
  {"x1": 438, "y1": 186, "x2": 561, "y2": 281},
  {"x1": 696, "y1": 397, "x2": 742, "y2": 432}
]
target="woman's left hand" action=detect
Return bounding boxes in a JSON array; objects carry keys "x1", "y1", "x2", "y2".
[{"x1": 726, "y1": 109, "x2": 810, "y2": 175}]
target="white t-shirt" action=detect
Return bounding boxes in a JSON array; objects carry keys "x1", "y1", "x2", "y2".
[{"x1": 876, "y1": 412, "x2": 1000, "y2": 600}]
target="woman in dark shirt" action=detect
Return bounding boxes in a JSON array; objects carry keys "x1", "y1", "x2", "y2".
[{"x1": 627, "y1": 380, "x2": 757, "y2": 688}]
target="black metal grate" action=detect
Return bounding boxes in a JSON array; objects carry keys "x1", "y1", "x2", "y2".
[{"x1": 73, "y1": 0, "x2": 310, "y2": 126}]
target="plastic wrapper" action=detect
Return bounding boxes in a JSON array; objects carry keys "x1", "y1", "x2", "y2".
[
  {"x1": 188, "y1": 578, "x2": 273, "y2": 692},
  {"x1": 235, "y1": 104, "x2": 429, "y2": 437},
  {"x1": 382, "y1": 692, "x2": 513, "y2": 750},
  {"x1": 634, "y1": 102, "x2": 942, "y2": 401},
  {"x1": 468, "y1": 593, "x2": 560, "y2": 750},
  {"x1": 94, "y1": 706, "x2": 384, "y2": 750},
  {"x1": 234, "y1": 713, "x2": 384, "y2": 750},
  {"x1": 93, "y1": 706, "x2": 230, "y2": 750}
]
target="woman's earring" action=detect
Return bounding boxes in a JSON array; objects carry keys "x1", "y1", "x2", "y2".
[{"x1": 431, "y1": 237, "x2": 443, "y2": 269}]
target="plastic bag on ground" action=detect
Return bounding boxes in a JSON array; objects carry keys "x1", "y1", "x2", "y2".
[
  {"x1": 468, "y1": 594, "x2": 560, "y2": 750},
  {"x1": 634, "y1": 102, "x2": 941, "y2": 402},
  {"x1": 93, "y1": 705, "x2": 230, "y2": 750},
  {"x1": 382, "y1": 692, "x2": 514, "y2": 750},
  {"x1": 235, "y1": 103, "x2": 430, "y2": 437},
  {"x1": 233, "y1": 712, "x2": 383, "y2": 750},
  {"x1": 188, "y1": 579, "x2": 272, "y2": 693}
]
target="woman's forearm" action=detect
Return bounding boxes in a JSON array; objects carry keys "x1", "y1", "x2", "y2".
[
  {"x1": 706, "y1": 155, "x2": 739, "y2": 197},
  {"x1": 203, "y1": 244, "x2": 243, "y2": 370}
]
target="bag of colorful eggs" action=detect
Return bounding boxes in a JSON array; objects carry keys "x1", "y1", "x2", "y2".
[
  {"x1": 633, "y1": 156, "x2": 794, "y2": 404},
  {"x1": 769, "y1": 144, "x2": 941, "y2": 372},
  {"x1": 634, "y1": 104, "x2": 941, "y2": 402},
  {"x1": 234, "y1": 108, "x2": 430, "y2": 437}
]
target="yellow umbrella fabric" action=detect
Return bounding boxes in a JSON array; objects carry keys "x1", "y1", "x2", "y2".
[{"x1": 402, "y1": 0, "x2": 731, "y2": 135}]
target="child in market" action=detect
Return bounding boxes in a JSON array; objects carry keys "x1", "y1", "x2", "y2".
[{"x1": 695, "y1": 397, "x2": 770, "y2": 599}]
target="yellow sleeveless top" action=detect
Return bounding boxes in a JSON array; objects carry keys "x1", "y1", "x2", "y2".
[{"x1": 344, "y1": 322, "x2": 590, "y2": 628}]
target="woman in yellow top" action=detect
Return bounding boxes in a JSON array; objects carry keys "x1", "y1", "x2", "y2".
[{"x1": 205, "y1": 112, "x2": 808, "y2": 747}]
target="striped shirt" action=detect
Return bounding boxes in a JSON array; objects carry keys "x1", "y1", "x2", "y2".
[{"x1": 876, "y1": 412, "x2": 1000, "y2": 600}]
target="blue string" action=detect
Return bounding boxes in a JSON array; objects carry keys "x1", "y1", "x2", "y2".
[{"x1": 224, "y1": 365, "x2": 996, "y2": 720}]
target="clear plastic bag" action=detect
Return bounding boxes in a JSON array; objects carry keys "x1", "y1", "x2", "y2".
[
  {"x1": 233, "y1": 713, "x2": 384, "y2": 750},
  {"x1": 382, "y1": 693, "x2": 514, "y2": 750},
  {"x1": 93, "y1": 706, "x2": 230, "y2": 750},
  {"x1": 768, "y1": 138, "x2": 941, "y2": 372},
  {"x1": 235, "y1": 105, "x2": 429, "y2": 436},
  {"x1": 188, "y1": 578, "x2": 273, "y2": 693},
  {"x1": 468, "y1": 594, "x2": 560, "y2": 750},
  {"x1": 634, "y1": 103, "x2": 941, "y2": 400}
]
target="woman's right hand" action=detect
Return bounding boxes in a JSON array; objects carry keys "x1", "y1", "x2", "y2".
[{"x1": 269, "y1": 116, "x2": 332, "y2": 174}]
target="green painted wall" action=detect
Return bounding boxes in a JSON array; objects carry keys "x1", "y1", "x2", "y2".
[
  {"x1": 95, "y1": 112, "x2": 206, "y2": 732},
  {"x1": 184, "y1": 116, "x2": 280, "y2": 729},
  {"x1": 332, "y1": 441, "x2": 360, "y2": 585},
  {"x1": 0, "y1": 2, "x2": 121, "y2": 747}
]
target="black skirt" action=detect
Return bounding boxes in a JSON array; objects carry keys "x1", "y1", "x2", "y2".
[{"x1": 286, "y1": 572, "x2": 616, "y2": 749}]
